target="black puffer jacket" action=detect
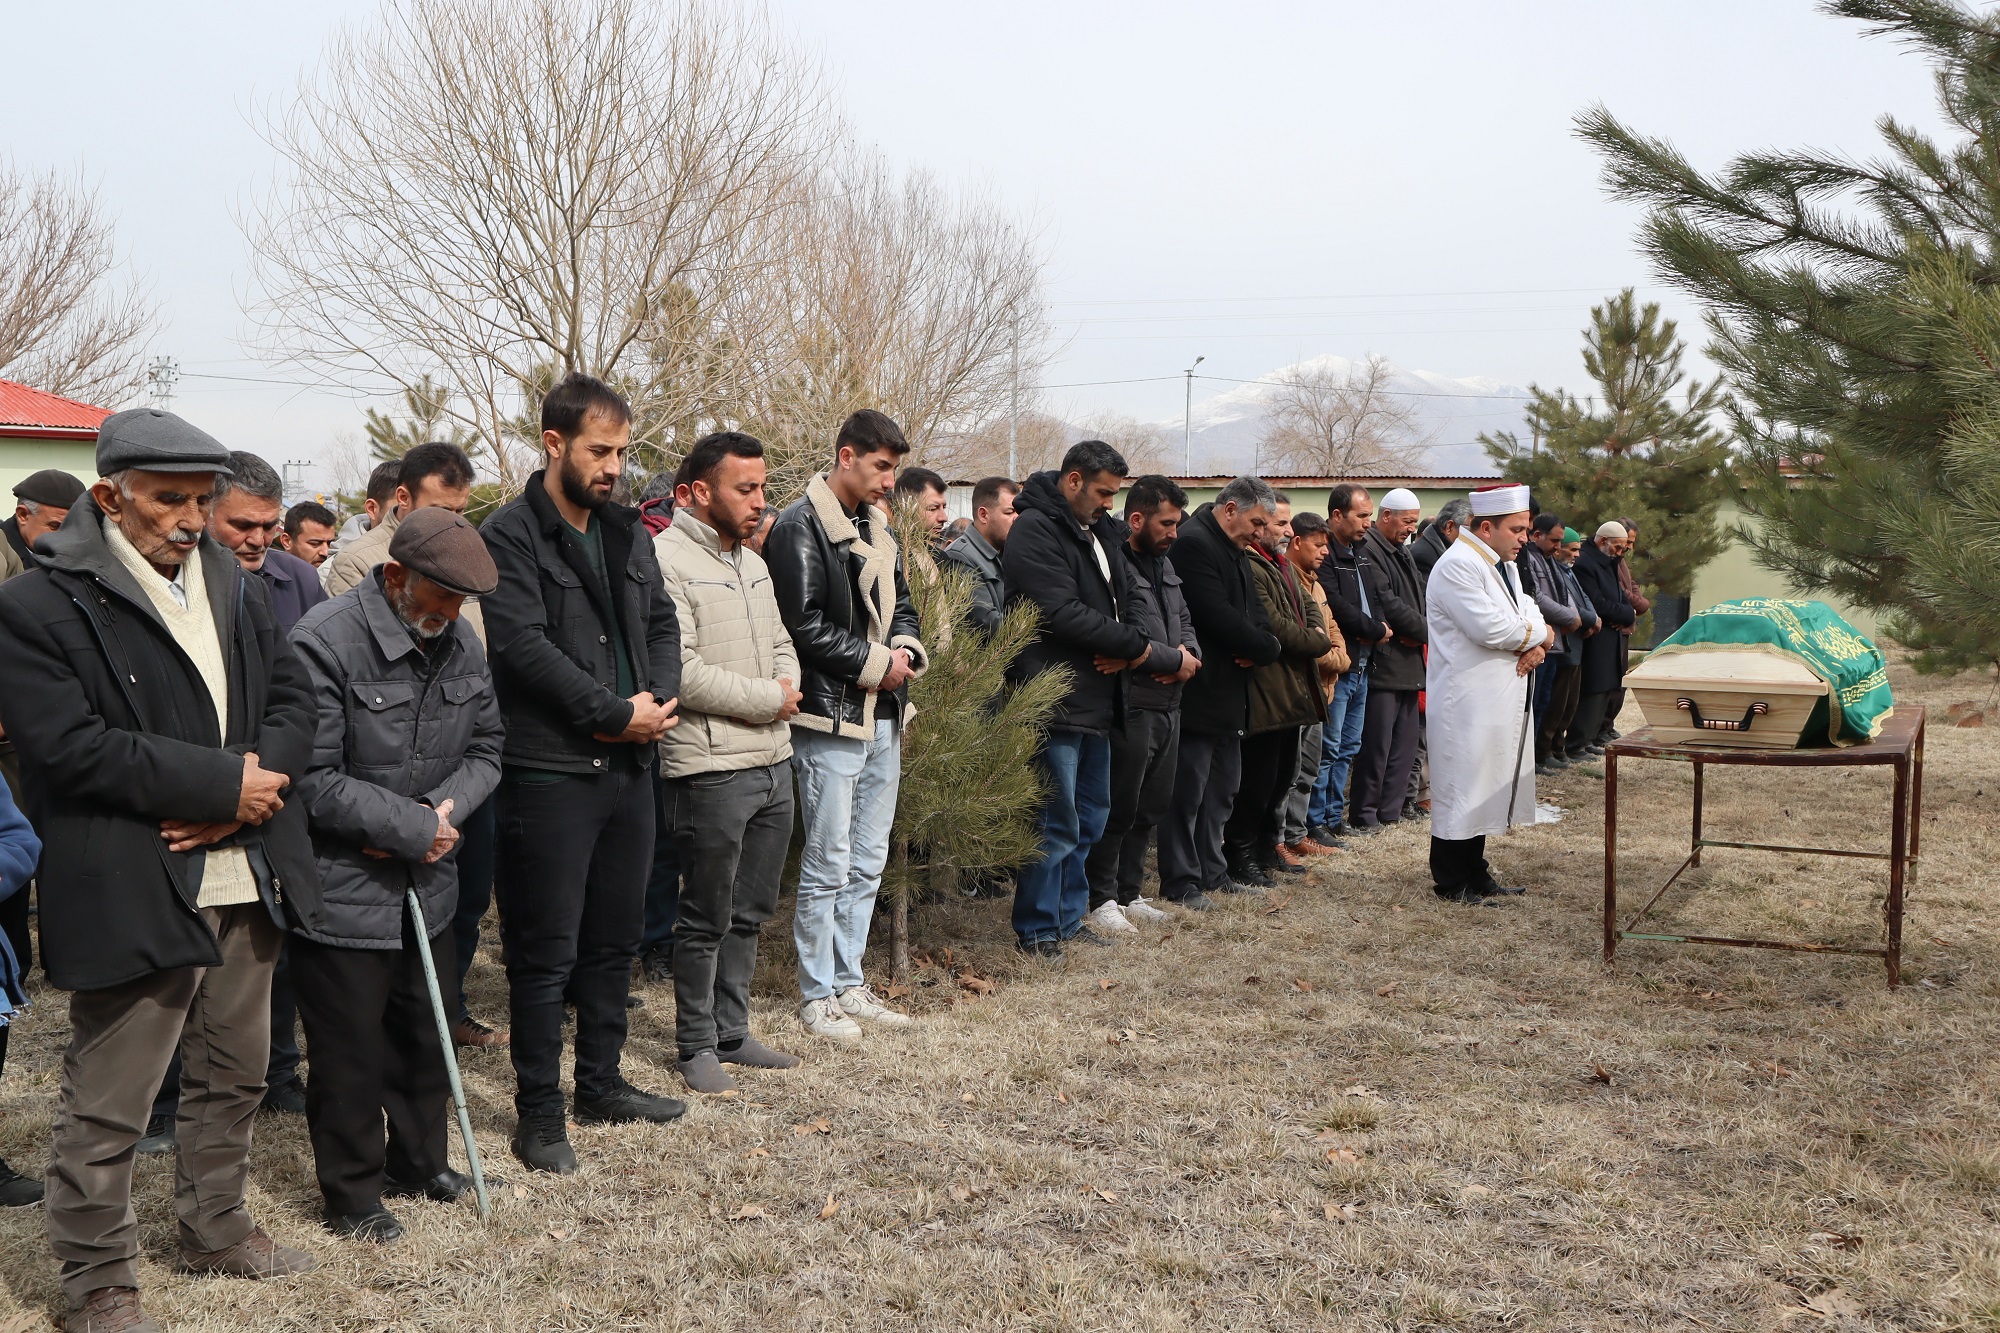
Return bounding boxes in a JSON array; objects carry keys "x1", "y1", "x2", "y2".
[
  {"x1": 0, "y1": 500, "x2": 322, "y2": 991},
  {"x1": 1169, "y1": 505, "x2": 1282, "y2": 737},
  {"x1": 1002, "y1": 471, "x2": 1169, "y2": 736},
  {"x1": 480, "y1": 473, "x2": 681, "y2": 774},
  {"x1": 766, "y1": 474, "x2": 927, "y2": 740},
  {"x1": 1574, "y1": 540, "x2": 1635, "y2": 694},
  {"x1": 1361, "y1": 528, "x2": 1427, "y2": 692}
]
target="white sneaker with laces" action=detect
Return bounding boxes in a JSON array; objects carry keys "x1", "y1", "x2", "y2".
[
  {"x1": 1122, "y1": 896, "x2": 1172, "y2": 925},
  {"x1": 836, "y1": 984, "x2": 913, "y2": 1028},
  {"x1": 800, "y1": 997, "x2": 863, "y2": 1044},
  {"x1": 1086, "y1": 900, "x2": 1139, "y2": 936}
]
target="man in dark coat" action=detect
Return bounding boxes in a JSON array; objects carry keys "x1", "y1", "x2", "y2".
[
  {"x1": 1314, "y1": 484, "x2": 1390, "y2": 835},
  {"x1": 1410, "y1": 497, "x2": 1469, "y2": 585},
  {"x1": 939, "y1": 475, "x2": 1018, "y2": 636},
  {"x1": 1083, "y1": 476, "x2": 1198, "y2": 936},
  {"x1": 5, "y1": 467, "x2": 85, "y2": 569},
  {"x1": 1349, "y1": 489, "x2": 1427, "y2": 830},
  {"x1": 1002, "y1": 443, "x2": 1179, "y2": 955},
  {"x1": 288, "y1": 510, "x2": 503, "y2": 1243},
  {"x1": 0, "y1": 409, "x2": 321, "y2": 1332},
  {"x1": 1569, "y1": 522, "x2": 1635, "y2": 759},
  {"x1": 1160, "y1": 476, "x2": 1283, "y2": 911},
  {"x1": 481, "y1": 373, "x2": 686, "y2": 1175}
]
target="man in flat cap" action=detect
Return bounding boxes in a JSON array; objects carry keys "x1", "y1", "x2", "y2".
[
  {"x1": 286, "y1": 507, "x2": 503, "y2": 1243},
  {"x1": 4, "y1": 467, "x2": 86, "y2": 574},
  {"x1": 0, "y1": 408, "x2": 322, "y2": 1333}
]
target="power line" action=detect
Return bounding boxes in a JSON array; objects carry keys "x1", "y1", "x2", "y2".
[
  {"x1": 1059, "y1": 303, "x2": 1597, "y2": 326},
  {"x1": 1049, "y1": 284, "x2": 1667, "y2": 307}
]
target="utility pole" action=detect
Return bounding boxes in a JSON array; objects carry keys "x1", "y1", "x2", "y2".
[
  {"x1": 1007, "y1": 308, "x2": 1021, "y2": 479},
  {"x1": 282, "y1": 460, "x2": 314, "y2": 505},
  {"x1": 146, "y1": 356, "x2": 179, "y2": 411},
  {"x1": 1182, "y1": 355, "x2": 1204, "y2": 475}
]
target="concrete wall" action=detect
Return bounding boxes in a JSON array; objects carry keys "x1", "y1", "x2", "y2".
[
  {"x1": 1688, "y1": 499, "x2": 1878, "y2": 636},
  {"x1": 0, "y1": 438, "x2": 97, "y2": 508}
]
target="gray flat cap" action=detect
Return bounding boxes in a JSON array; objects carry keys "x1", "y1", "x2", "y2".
[
  {"x1": 388, "y1": 507, "x2": 497, "y2": 597},
  {"x1": 95, "y1": 408, "x2": 233, "y2": 477},
  {"x1": 12, "y1": 469, "x2": 87, "y2": 507}
]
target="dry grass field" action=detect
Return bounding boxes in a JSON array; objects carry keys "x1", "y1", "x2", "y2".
[{"x1": 0, "y1": 658, "x2": 1994, "y2": 1330}]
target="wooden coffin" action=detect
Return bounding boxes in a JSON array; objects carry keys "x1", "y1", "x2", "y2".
[{"x1": 1621, "y1": 649, "x2": 1832, "y2": 750}]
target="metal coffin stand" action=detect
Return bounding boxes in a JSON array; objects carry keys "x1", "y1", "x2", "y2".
[{"x1": 1601, "y1": 706, "x2": 1925, "y2": 987}]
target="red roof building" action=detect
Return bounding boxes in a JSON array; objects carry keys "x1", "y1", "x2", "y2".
[{"x1": 0, "y1": 378, "x2": 113, "y2": 439}]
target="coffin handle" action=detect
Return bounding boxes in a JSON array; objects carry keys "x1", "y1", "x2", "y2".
[{"x1": 1675, "y1": 697, "x2": 1770, "y2": 732}]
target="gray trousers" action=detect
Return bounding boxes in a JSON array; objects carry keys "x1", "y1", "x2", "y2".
[
  {"x1": 49, "y1": 904, "x2": 280, "y2": 1303},
  {"x1": 1085, "y1": 708, "x2": 1181, "y2": 909},
  {"x1": 1350, "y1": 688, "x2": 1422, "y2": 827},
  {"x1": 1570, "y1": 692, "x2": 1614, "y2": 757},
  {"x1": 666, "y1": 762, "x2": 795, "y2": 1056},
  {"x1": 1158, "y1": 731, "x2": 1241, "y2": 901},
  {"x1": 1278, "y1": 722, "x2": 1322, "y2": 844}
]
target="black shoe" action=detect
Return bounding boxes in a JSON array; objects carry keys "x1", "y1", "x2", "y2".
[
  {"x1": 640, "y1": 948, "x2": 673, "y2": 985},
  {"x1": 625, "y1": 993, "x2": 645, "y2": 1009},
  {"x1": 1329, "y1": 820, "x2": 1356, "y2": 838},
  {"x1": 1535, "y1": 762, "x2": 1559, "y2": 777},
  {"x1": 0, "y1": 1156, "x2": 42, "y2": 1207},
  {"x1": 573, "y1": 1078, "x2": 687, "y2": 1126},
  {"x1": 384, "y1": 1168, "x2": 491, "y2": 1204},
  {"x1": 1230, "y1": 862, "x2": 1276, "y2": 888},
  {"x1": 512, "y1": 1113, "x2": 578, "y2": 1175},
  {"x1": 1401, "y1": 801, "x2": 1427, "y2": 821},
  {"x1": 260, "y1": 1078, "x2": 307, "y2": 1116},
  {"x1": 1069, "y1": 925, "x2": 1115, "y2": 948},
  {"x1": 1015, "y1": 937, "x2": 1064, "y2": 959},
  {"x1": 1584, "y1": 744, "x2": 1605, "y2": 756},
  {"x1": 1433, "y1": 884, "x2": 1489, "y2": 905},
  {"x1": 1307, "y1": 823, "x2": 1344, "y2": 846},
  {"x1": 1478, "y1": 880, "x2": 1529, "y2": 897},
  {"x1": 1216, "y1": 878, "x2": 1269, "y2": 897},
  {"x1": 1171, "y1": 892, "x2": 1214, "y2": 912},
  {"x1": 325, "y1": 1203, "x2": 403, "y2": 1243},
  {"x1": 135, "y1": 1112, "x2": 176, "y2": 1157}
]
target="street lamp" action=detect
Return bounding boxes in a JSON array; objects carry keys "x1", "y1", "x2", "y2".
[{"x1": 1182, "y1": 355, "x2": 1205, "y2": 474}]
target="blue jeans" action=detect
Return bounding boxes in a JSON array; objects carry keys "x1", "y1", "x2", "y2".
[
  {"x1": 790, "y1": 718, "x2": 901, "y2": 1002},
  {"x1": 1311, "y1": 669, "x2": 1370, "y2": 827},
  {"x1": 643, "y1": 775, "x2": 682, "y2": 957},
  {"x1": 1533, "y1": 658, "x2": 1559, "y2": 721},
  {"x1": 1012, "y1": 731, "x2": 1112, "y2": 946}
]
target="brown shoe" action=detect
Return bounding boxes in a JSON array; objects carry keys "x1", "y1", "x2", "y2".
[
  {"x1": 67, "y1": 1287, "x2": 158, "y2": 1333},
  {"x1": 452, "y1": 1016, "x2": 510, "y2": 1049},
  {"x1": 1286, "y1": 838, "x2": 1341, "y2": 857},
  {"x1": 1271, "y1": 843, "x2": 1305, "y2": 870},
  {"x1": 180, "y1": 1226, "x2": 317, "y2": 1280}
]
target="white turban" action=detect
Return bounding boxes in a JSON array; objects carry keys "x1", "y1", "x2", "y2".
[
  {"x1": 1379, "y1": 487, "x2": 1420, "y2": 511},
  {"x1": 1469, "y1": 483, "x2": 1530, "y2": 517},
  {"x1": 1595, "y1": 521, "x2": 1627, "y2": 542}
]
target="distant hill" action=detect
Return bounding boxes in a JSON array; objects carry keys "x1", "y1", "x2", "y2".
[{"x1": 1152, "y1": 354, "x2": 1531, "y2": 477}]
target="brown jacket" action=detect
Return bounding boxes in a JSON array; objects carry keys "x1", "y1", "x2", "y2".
[
  {"x1": 1246, "y1": 545, "x2": 1332, "y2": 733},
  {"x1": 1302, "y1": 570, "x2": 1351, "y2": 700}
]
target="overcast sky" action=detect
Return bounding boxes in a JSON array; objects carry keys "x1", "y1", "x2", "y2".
[{"x1": 6, "y1": 0, "x2": 1943, "y2": 488}]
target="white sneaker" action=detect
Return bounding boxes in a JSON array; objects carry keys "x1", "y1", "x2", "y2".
[
  {"x1": 1122, "y1": 896, "x2": 1172, "y2": 925},
  {"x1": 1086, "y1": 900, "x2": 1139, "y2": 936},
  {"x1": 800, "y1": 997, "x2": 863, "y2": 1044},
  {"x1": 836, "y1": 984, "x2": 913, "y2": 1028}
]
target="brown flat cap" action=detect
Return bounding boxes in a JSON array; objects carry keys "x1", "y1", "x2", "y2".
[
  {"x1": 388, "y1": 507, "x2": 497, "y2": 597},
  {"x1": 13, "y1": 469, "x2": 87, "y2": 507}
]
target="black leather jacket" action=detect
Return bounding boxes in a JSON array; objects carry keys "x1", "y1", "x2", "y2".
[
  {"x1": 480, "y1": 473, "x2": 681, "y2": 774},
  {"x1": 766, "y1": 479, "x2": 925, "y2": 738}
]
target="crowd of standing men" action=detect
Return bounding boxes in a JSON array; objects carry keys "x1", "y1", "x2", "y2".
[{"x1": 0, "y1": 372, "x2": 1651, "y2": 1332}]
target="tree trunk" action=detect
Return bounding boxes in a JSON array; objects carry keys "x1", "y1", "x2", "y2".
[{"x1": 890, "y1": 843, "x2": 911, "y2": 985}]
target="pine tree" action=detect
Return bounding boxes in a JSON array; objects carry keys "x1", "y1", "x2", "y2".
[
  {"x1": 1479, "y1": 290, "x2": 1734, "y2": 600},
  {"x1": 883, "y1": 505, "x2": 1067, "y2": 980},
  {"x1": 1579, "y1": 0, "x2": 2000, "y2": 673},
  {"x1": 363, "y1": 374, "x2": 480, "y2": 462}
]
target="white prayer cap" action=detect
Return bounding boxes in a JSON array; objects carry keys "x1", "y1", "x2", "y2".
[
  {"x1": 1468, "y1": 483, "x2": 1530, "y2": 517},
  {"x1": 1379, "y1": 487, "x2": 1420, "y2": 511},
  {"x1": 1595, "y1": 520, "x2": 1627, "y2": 542}
]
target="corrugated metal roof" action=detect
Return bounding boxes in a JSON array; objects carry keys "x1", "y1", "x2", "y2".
[{"x1": 0, "y1": 378, "x2": 112, "y2": 432}]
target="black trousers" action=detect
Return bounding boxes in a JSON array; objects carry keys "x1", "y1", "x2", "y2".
[
  {"x1": 1349, "y1": 688, "x2": 1421, "y2": 827},
  {"x1": 290, "y1": 913, "x2": 453, "y2": 1216},
  {"x1": 1569, "y1": 691, "x2": 1613, "y2": 758},
  {"x1": 450, "y1": 794, "x2": 498, "y2": 1022},
  {"x1": 1538, "y1": 664, "x2": 1584, "y2": 763},
  {"x1": 495, "y1": 764, "x2": 654, "y2": 1117},
  {"x1": 1084, "y1": 709, "x2": 1181, "y2": 909},
  {"x1": 1158, "y1": 731, "x2": 1241, "y2": 901},
  {"x1": 1223, "y1": 727, "x2": 1300, "y2": 864},
  {"x1": 666, "y1": 763, "x2": 793, "y2": 1058},
  {"x1": 1430, "y1": 835, "x2": 1491, "y2": 893}
]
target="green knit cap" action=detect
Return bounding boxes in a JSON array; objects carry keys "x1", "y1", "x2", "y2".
[{"x1": 1562, "y1": 526, "x2": 1582, "y2": 543}]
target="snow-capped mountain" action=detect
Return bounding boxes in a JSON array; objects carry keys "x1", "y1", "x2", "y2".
[{"x1": 1155, "y1": 354, "x2": 1532, "y2": 477}]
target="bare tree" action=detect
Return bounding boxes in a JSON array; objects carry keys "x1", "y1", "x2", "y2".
[
  {"x1": 1258, "y1": 354, "x2": 1427, "y2": 476},
  {"x1": 1075, "y1": 411, "x2": 1171, "y2": 476},
  {"x1": 0, "y1": 160, "x2": 157, "y2": 404},
  {"x1": 245, "y1": 0, "x2": 831, "y2": 486}
]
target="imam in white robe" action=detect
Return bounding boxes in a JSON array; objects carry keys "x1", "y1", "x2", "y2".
[{"x1": 1425, "y1": 532, "x2": 1549, "y2": 841}]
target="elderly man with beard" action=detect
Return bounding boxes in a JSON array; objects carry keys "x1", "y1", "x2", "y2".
[
  {"x1": 481, "y1": 373, "x2": 685, "y2": 1175},
  {"x1": 0, "y1": 409, "x2": 322, "y2": 1332},
  {"x1": 286, "y1": 509, "x2": 503, "y2": 1242}
]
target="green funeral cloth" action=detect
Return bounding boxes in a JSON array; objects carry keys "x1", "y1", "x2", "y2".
[{"x1": 1648, "y1": 598, "x2": 1893, "y2": 745}]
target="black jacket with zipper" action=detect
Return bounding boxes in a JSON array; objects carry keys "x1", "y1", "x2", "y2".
[
  {"x1": 1169, "y1": 504, "x2": 1282, "y2": 738},
  {"x1": 0, "y1": 497, "x2": 321, "y2": 991},
  {"x1": 480, "y1": 472, "x2": 681, "y2": 774},
  {"x1": 1360, "y1": 527, "x2": 1427, "y2": 692},
  {"x1": 1574, "y1": 540, "x2": 1636, "y2": 694},
  {"x1": 1000, "y1": 471, "x2": 1167, "y2": 736},
  {"x1": 1319, "y1": 537, "x2": 1389, "y2": 666}
]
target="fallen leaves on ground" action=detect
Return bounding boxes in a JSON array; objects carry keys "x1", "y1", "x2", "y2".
[
  {"x1": 1801, "y1": 1286, "x2": 1863, "y2": 1317},
  {"x1": 743, "y1": 1147, "x2": 770, "y2": 1159},
  {"x1": 726, "y1": 1204, "x2": 766, "y2": 1221},
  {"x1": 817, "y1": 1193, "x2": 840, "y2": 1220},
  {"x1": 1324, "y1": 1146, "x2": 1363, "y2": 1164},
  {"x1": 1325, "y1": 1202, "x2": 1363, "y2": 1223},
  {"x1": 1293, "y1": 979, "x2": 1315, "y2": 993},
  {"x1": 1589, "y1": 1065, "x2": 1614, "y2": 1085},
  {"x1": 883, "y1": 982, "x2": 912, "y2": 999},
  {"x1": 1097, "y1": 978, "x2": 1120, "y2": 991},
  {"x1": 1243, "y1": 975, "x2": 1262, "y2": 985},
  {"x1": 791, "y1": 1117, "x2": 833, "y2": 1137},
  {"x1": 1342, "y1": 1084, "x2": 1377, "y2": 1098},
  {"x1": 1809, "y1": 1230, "x2": 1864, "y2": 1250},
  {"x1": 949, "y1": 1184, "x2": 981, "y2": 1203},
  {"x1": 1108, "y1": 1028, "x2": 1138, "y2": 1045},
  {"x1": 958, "y1": 971, "x2": 996, "y2": 997},
  {"x1": 1055, "y1": 1090, "x2": 1070, "y2": 1105},
  {"x1": 1374, "y1": 982, "x2": 1401, "y2": 997}
]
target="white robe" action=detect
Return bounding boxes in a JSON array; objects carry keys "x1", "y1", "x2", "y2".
[{"x1": 1426, "y1": 532, "x2": 1549, "y2": 841}]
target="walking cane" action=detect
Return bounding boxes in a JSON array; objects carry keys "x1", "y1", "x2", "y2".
[{"x1": 406, "y1": 888, "x2": 492, "y2": 1222}]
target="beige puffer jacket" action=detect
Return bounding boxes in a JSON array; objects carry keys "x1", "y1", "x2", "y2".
[{"x1": 655, "y1": 514, "x2": 800, "y2": 779}]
